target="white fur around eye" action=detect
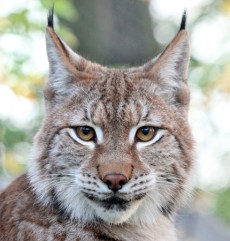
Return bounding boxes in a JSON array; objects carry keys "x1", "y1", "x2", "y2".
[
  {"x1": 129, "y1": 127, "x2": 138, "y2": 145},
  {"x1": 94, "y1": 126, "x2": 103, "y2": 144},
  {"x1": 68, "y1": 129, "x2": 95, "y2": 150}
]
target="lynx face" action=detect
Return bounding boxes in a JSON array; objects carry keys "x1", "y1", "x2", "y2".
[{"x1": 29, "y1": 11, "x2": 194, "y2": 225}]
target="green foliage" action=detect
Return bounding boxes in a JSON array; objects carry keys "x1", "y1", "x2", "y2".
[
  {"x1": 215, "y1": 188, "x2": 230, "y2": 223},
  {"x1": 41, "y1": 0, "x2": 77, "y2": 21},
  {"x1": 0, "y1": 122, "x2": 28, "y2": 150}
]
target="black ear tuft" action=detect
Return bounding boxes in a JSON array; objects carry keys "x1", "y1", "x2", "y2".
[
  {"x1": 179, "y1": 10, "x2": 187, "y2": 31},
  {"x1": 47, "y1": 4, "x2": 54, "y2": 28}
]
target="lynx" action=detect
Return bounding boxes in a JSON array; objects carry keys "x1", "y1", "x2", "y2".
[{"x1": 0, "y1": 8, "x2": 194, "y2": 241}]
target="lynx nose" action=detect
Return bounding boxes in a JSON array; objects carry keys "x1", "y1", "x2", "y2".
[{"x1": 103, "y1": 174, "x2": 128, "y2": 191}]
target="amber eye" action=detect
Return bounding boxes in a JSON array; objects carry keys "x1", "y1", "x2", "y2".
[
  {"x1": 75, "y1": 126, "x2": 95, "y2": 141},
  {"x1": 136, "y1": 126, "x2": 156, "y2": 142}
]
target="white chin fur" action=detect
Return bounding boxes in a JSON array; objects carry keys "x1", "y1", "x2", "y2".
[{"x1": 88, "y1": 199, "x2": 142, "y2": 224}]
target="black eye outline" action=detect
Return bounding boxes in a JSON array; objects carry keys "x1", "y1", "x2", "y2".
[
  {"x1": 73, "y1": 126, "x2": 96, "y2": 142},
  {"x1": 135, "y1": 126, "x2": 158, "y2": 142}
]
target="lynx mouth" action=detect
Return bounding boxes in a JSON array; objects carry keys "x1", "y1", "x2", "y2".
[
  {"x1": 100, "y1": 197, "x2": 130, "y2": 210},
  {"x1": 83, "y1": 193, "x2": 130, "y2": 209},
  {"x1": 101, "y1": 197, "x2": 128, "y2": 205},
  {"x1": 84, "y1": 193, "x2": 145, "y2": 210}
]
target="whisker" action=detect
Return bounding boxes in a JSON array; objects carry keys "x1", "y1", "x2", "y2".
[{"x1": 36, "y1": 173, "x2": 77, "y2": 178}]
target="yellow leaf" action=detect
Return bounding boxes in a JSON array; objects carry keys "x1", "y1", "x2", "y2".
[
  {"x1": 220, "y1": 0, "x2": 230, "y2": 15},
  {"x1": 4, "y1": 152, "x2": 25, "y2": 175},
  {"x1": 215, "y1": 62, "x2": 230, "y2": 93}
]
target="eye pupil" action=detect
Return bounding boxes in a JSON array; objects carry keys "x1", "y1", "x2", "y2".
[
  {"x1": 81, "y1": 126, "x2": 90, "y2": 135},
  {"x1": 141, "y1": 127, "x2": 149, "y2": 135}
]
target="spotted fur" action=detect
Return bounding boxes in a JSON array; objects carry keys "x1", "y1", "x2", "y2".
[{"x1": 0, "y1": 10, "x2": 194, "y2": 241}]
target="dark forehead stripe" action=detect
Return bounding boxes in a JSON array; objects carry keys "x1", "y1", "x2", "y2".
[
  {"x1": 91, "y1": 72, "x2": 130, "y2": 113},
  {"x1": 111, "y1": 74, "x2": 140, "y2": 124}
]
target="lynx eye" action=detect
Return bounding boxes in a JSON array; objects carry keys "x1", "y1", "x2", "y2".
[
  {"x1": 74, "y1": 126, "x2": 95, "y2": 141},
  {"x1": 136, "y1": 126, "x2": 156, "y2": 142}
]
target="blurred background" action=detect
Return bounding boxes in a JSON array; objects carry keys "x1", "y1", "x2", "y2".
[{"x1": 0, "y1": 0, "x2": 230, "y2": 240}]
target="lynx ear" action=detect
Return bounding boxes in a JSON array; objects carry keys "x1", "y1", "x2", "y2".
[
  {"x1": 45, "y1": 7, "x2": 90, "y2": 100},
  {"x1": 147, "y1": 12, "x2": 190, "y2": 107}
]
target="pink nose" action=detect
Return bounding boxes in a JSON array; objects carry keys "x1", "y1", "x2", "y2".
[{"x1": 103, "y1": 174, "x2": 128, "y2": 191}]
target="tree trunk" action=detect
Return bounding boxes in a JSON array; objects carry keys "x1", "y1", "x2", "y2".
[{"x1": 61, "y1": 0, "x2": 159, "y2": 66}]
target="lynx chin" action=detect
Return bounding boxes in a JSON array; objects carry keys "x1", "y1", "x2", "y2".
[{"x1": 0, "y1": 8, "x2": 194, "y2": 241}]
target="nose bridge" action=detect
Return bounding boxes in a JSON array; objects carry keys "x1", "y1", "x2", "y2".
[
  {"x1": 99, "y1": 161, "x2": 132, "y2": 179},
  {"x1": 97, "y1": 150, "x2": 133, "y2": 181}
]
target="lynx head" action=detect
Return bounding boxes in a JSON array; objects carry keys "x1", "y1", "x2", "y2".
[{"x1": 29, "y1": 9, "x2": 194, "y2": 226}]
